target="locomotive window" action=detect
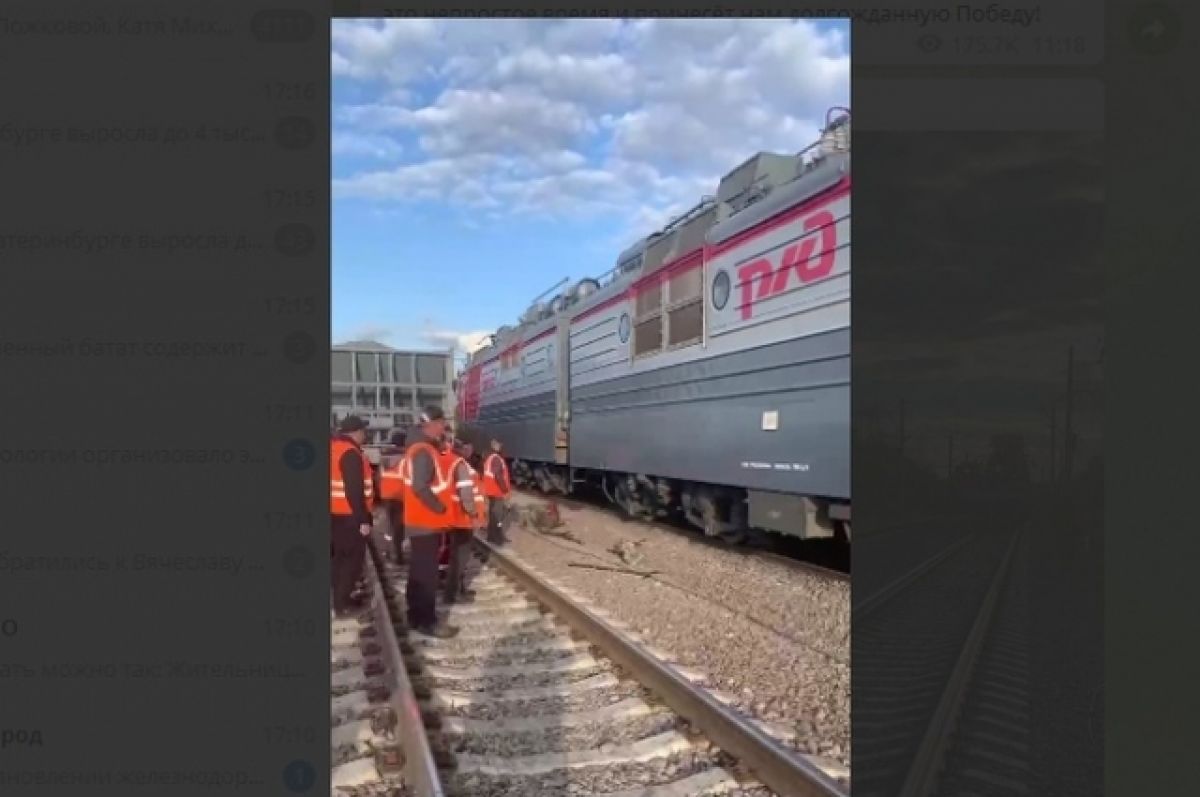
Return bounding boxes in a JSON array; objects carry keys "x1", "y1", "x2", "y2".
[
  {"x1": 712, "y1": 270, "x2": 731, "y2": 310},
  {"x1": 667, "y1": 301, "x2": 703, "y2": 347},
  {"x1": 635, "y1": 281, "x2": 662, "y2": 317},
  {"x1": 664, "y1": 266, "x2": 703, "y2": 348},
  {"x1": 633, "y1": 315, "x2": 663, "y2": 357},
  {"x1": 667, "y1": 267, "x2": 702, "y2": 304}
]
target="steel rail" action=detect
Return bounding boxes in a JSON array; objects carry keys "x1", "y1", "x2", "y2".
[
  {"x1": 473, "y1": 536, "x2": 848, "y2": 797},
  {"x1": 852, "y1": 533, "x2": 975, "y2": 621},
  {"x1": 363, "y1": 549, "x2": 445, "y2": 797},
  {"x1": 896, "y1": 529, "x2": 1024, "y2": 797}
]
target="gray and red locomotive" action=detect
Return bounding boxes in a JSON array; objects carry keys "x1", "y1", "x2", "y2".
[{"x1": 456, "y1": 109, "x2": 851, "y2": 544}]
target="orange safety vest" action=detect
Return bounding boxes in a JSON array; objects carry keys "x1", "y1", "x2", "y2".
[
  {"x1": 472, "y1": 471, "x2": 487, "y2": 517},
  {"x1": 401, "y1": 441, "x2": 450, "y2": 530},
  {"x1": 378, "y1": 453, "x2": 405, "y2": 501},
  {"x1": 482, "y1": 453, "x2": 512, "y2": 499},
  {"x1": 441, "y1": 453, "x2": 481, "y2": 529},
  {"x1": 331, "y1": 439, "x2": 375, "y2": 516}
]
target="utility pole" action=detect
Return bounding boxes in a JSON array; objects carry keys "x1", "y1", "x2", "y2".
[
  {"x1": 1049, "y1": 401, "x2": 1058, "y2": 484},
  {"x1": 1063, "y1": 345, "x2": 1076, "y2": 482}
]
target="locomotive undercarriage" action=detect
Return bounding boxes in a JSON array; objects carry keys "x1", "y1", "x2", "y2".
[{"x1": 509, "y1": 459, "x2": 845, "y2": 544}]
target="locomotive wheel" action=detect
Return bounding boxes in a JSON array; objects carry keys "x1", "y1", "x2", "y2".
[{"x1": 613, "y1": 478, "x2": 639, "y2": 520}]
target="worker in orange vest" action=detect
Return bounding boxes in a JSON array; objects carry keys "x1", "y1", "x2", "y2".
[
  {"x1": 440, "y1": 436, "x2": 484, "y2": 604},
  {"x1": 330, "y1": 415, "x2": 376, "y2": 619},
  {"x1": 463, "y1": 441, "x2": 488, "y2": 522},
  {"x1": 481, "y1": 437, "x2": 512, "y2": 545},
  {"x1": 400, "y1": 406, "x2": 458, "y2": 639},
  {"x1": 377, "y1": 428, "x2": 407, "y2": 564}
]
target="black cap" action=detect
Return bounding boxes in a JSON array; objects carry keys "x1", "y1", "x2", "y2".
[
  {"x1": 338, "y1": 415, "x2": 368, "y2": 433},
  {"x1": 419, "y1": 405, "x2": 445, "y2": 423}
]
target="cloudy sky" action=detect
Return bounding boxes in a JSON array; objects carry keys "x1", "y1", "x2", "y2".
[{"x1": 332, "y1": 18, "x2": 851, "y2": 354}]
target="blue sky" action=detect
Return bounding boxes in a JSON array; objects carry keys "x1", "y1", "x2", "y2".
[{"x1": 332, "y1": 18, "x2": 850, "y2": 358}]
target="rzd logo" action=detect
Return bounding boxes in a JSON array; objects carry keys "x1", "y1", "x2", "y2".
[{"x1": 736, "y1": 210, "x2": 837, "y2": 320}]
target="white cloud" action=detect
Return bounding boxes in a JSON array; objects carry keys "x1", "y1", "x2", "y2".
[
  {"x1": 338, "y1": 320, "x2": 493, "y2": 355},
  {"x1": 333, "y1": 18, "x2": 850, "y2": 235},
  {"x1": 340, "y1": 323, "x2": 397, "y2": 344},
  {"x1": 332, "y1": 131, "x2": 404, "y2": 160},
  {"x1": 413, "y1": 88, "x2": 597, "y2": 157},
  {"x1": 331, "y1": 19, "x2": 441, "y2": 84},
  {"x1": 421, "y1": 329, "x2": 493, "y2": 353}
]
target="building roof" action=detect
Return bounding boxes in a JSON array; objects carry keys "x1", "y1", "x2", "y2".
[
  {"x1": 333, "y1": 340, "x2": 454, "y2": 357},
  {"x1": 334, "y1": 339, "x2": 396, "y2": 351}
]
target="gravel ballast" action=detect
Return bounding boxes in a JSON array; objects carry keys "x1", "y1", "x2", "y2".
[
  {"x1": 437, "y1": 682, "x2": 649, "y2": 722},
  {"x1": 448, "y1": 711, "x2": 680, "y2": 757},
  {"x1": 444, "y1": 749, "x2": 718, "y2": 797},
  {"x1": 503, "y1": 495, "x2": 851, "y2": 767}
]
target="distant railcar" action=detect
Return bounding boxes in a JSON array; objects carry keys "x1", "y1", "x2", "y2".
[{"x1": 457, "y1": 108, "x2": 851, "y2": 543}]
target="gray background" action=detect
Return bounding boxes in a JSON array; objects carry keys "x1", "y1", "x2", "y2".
[
  {"x1": 0, "y1": 2, "x2": 327, "y2": 793},
  {"x1": 7, "y1": 0, "x2": 1186, "y2": 794}
]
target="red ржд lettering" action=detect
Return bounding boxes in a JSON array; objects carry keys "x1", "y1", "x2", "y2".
[{"x1": 736, "y1": 210, "x2": 836, "y2": 320}]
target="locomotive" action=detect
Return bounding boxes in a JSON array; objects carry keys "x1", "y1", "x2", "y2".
[{"x1": 455, "y1": 108, "x2": 851, "y2": 544}]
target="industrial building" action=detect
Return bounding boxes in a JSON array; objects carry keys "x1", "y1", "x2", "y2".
[{"x1": 331, "y1": 340, "x2": 455, "y2": 446}]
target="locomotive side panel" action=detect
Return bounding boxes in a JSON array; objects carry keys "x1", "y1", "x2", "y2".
[
  {"x1": 567, "y1": 183, "x2": 850, "y2": 500},
  {"x1": 708, "y1": 183, "x2": 850, "y2": 339},
  {"x1": 568, "y1": 295, "x2": 633, "y2": 387},
  {"x1": 569, "y1": 330, "x2": 849, "y2": 498},
  {"x1": 468, "y1": 325, "x2": 559, "y2": 462}
]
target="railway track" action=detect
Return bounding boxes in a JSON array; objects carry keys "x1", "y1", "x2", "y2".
[
  {"x1": 851, "y1": 528, "x2": 1027, "y2": 797},
  {"x1": 925, "y1": 531, "x2": 1030, "y2": 797},
  {"x1": 514, "y1": 488, "x2": 849, "y2": 583},
  {"x1": 331, "y1": 549, "x2": 439, "y2": 796},
  {"x1": 331, "y1": 534, "x2": 849, "y2": 797}
]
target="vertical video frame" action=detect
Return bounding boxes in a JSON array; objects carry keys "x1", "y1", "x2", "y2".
[{"x1": 330, "y1": 17, "x2": 851, "y2": 797}]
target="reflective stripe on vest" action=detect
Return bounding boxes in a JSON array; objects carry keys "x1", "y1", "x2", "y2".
[
  {"x1": 446, "y1": 453, "x2": 472, "y2": 528},
  {"x1": 331, "y1": 439, "x2": 375, "y2": 516},
  {"x1": 472, "y1": 472, "x2": 486, "y2": 513},
  {"x1": 401, "y1": 442, "x2": 451, "y2": 529},
  {"x1": 397, "y1": 456, "x2": 411, "y2": 503},
  {"x1": 378, "y1": 456, "x2": 405, "y2": 500},
  {"x1": 482, "y1": 453, "x2": 511, "y2": 498},
  {"x1": 443, "y1": 455, "x2": 482, "y2": 530}
]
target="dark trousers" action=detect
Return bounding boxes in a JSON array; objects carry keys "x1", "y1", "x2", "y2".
[
  {"x1": 487, "y1": 498, "x2": 507, "y2": 545},
  {"x1": 330, "y1": 515, "x2": 367, "y2": 613},
  {"x1": 405, "y1": 530, "x2": 441, "y2": 629},
  {"x1": 443, "y1": 530, "x2": 471, "y2": 601},
  {"x1": 385, "y1": 500, "x2": 406, "y2": 561}
]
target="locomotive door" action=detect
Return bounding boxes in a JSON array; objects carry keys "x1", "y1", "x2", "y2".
[{"x1": 553, "y1": 317, "x2": 571, "y2": 465}]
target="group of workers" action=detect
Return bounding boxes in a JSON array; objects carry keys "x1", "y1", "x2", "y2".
[{"x1": 329, "y1": 405, "x2": 513, "y2": 640}]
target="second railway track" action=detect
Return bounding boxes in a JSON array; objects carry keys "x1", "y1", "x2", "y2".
[
  {"x1": 333, "y1": 533, "x2": 850, "y2": 797},
  {"x1": 851, "y1": 528, "x2": 1029, "y2": 797}
]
